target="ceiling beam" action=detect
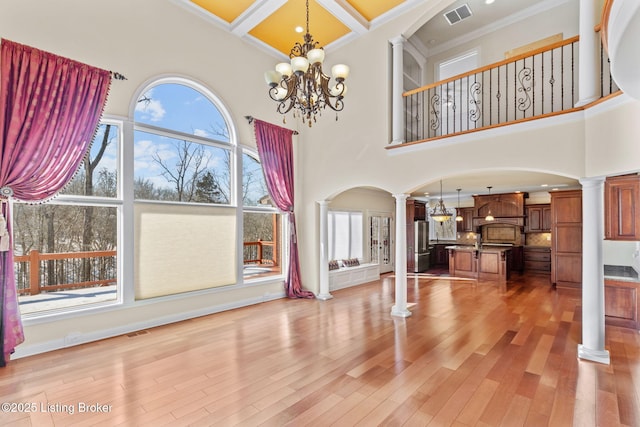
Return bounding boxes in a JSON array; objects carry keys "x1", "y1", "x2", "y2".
[
  {"x1": 231, "y1": 0, "x2": 288, "y2": 36},
  {"x1": 315, "y1": 0, "x2": 369, "y2": 35}
]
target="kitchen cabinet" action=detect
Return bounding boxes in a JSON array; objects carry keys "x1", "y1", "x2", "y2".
[
  {"x1": 524, "y1": 247, "x2": 551, "y2": 273},
  {"x1": 605, "y1": 174, "x2": 640, "y2": 241},
  {"x1": 510, "y1": 245, "x2": 524, "y2": 273},
  {"x1": 407, "y1": 199, "x2": 426, "y2": 222},
  {"x1": 432, "y1": 244, "x2": 449, "y2": 266},
  {"x1": 605, "y1": 279, "x2": 640, "y2": 329},
  {"x1": 550, "y1": 190, "x2": 582, "y2": 289},
  {"x1": 456, "y1": 207, "x2": 474, "y2": 233},
  {"x1": 525, "y1": 204, "x2": 551, "y2": 232}
]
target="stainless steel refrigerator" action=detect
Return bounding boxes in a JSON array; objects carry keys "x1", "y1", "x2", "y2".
[{"x1": 414, "y1": 220, "x2": 430, "y2": 272}]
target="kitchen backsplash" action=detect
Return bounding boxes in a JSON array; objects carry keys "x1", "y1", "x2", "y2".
[{"x1": 526, "y1": 233, "x2": 552, "y2": 247}]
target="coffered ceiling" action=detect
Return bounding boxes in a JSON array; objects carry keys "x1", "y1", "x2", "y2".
[{"x1": 175, "y1": 0, "x2": 421, "y2": 58}]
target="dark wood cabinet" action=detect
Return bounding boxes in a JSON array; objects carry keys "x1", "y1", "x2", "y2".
[
  {"x1": 605, "y1": 174, "x2": 640, "y2": 241},
  {"x1": 510, "y1": 246, "x2": 524, "y2": 273},
  {"x1": 429, "y1": 244, "x2": 449, "y2": 267},
  {"x1": 524, "y1": 246, "x2": 551, "y2": 273},
  {"x1": 525, "y1": 204, "x2": 551, "y2": 232},
  {"x1": 407, "y1": 199, "x2": 426, "y2": 221},
  {"x1": 605, "y1": 279, "x2": 640, "y2": 329},
  {"x1": 456, "y1": 207, "x2": 474, "y2": 233},
  {"x1": 550, "y1": 190, "x2": 582, "y2": 289}
]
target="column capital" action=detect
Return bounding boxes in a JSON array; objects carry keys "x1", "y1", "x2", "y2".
[
  {"x1": 392, "y1": 193, "x2": 410, "y2": 201},
  {"x1": 579, "y1": 176, "x2": 606, "y2": 187},
  {"x1": 390, "y1": 35, "x2": 406, "y2": 46},
  {"x1": 316, "y1": 200, "x2": 330, "y2": 207}
]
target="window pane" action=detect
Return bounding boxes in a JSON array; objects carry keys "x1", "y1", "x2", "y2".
[
  {"x1": 134, "y1": 130, "x2": 231, "y2": 203},
  {"x1": 135, "y1": 83, "x2": 229, "y2": 142},
  {"x1": 243, "y1": 212, "x2": 282, "y2": 279},
  {"x1": 242, "y1": 153, "x2": 271, "y2": 207},
  {"x1": 61, "y1": 123, "x2": 119, "y2": 198},
  {"x1": 328, "y1": 211, "x2": 363, "y2": 261},
  {"x1": 13, "y1": 203, "x2": 118, "y2": 315}
]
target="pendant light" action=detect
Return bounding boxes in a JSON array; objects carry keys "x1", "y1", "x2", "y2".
[
  {"x1": 455, "y1": 188, "x2": 463, "y2": 222},
  {"x1": 431, "y1": 180, "x2": 452, "y2": 222},
  {"x1": 485, "y1": 186, "x2": 495, "y2": 221}
]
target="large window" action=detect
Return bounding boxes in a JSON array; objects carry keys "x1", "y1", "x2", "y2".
[
  {"x1": 13, "y1": 122, "x2": 121, "y2": 315},
  {"x1": 242, "y1": 152, "x2": 282, "y2": 279},
  {"x1": 328, "y1": 210, "x2": 363, "y2": 261}
]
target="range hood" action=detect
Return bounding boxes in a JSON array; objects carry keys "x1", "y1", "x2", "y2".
[{"x1": 472, "y1": 192, "x2": 527, "y2": 228}]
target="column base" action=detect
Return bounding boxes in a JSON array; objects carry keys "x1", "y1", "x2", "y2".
[
  {"x1": 390, "y1": 138, "x2": 405, "y2": 145},
  {"x1": 316, "y1": 293, "x2": 333, "y2": 301},
  {"x1": 578, "y1": 344, "x2": 611, "y2": 365},
  {"x1": 390, "y1": 305, "x2": 412, "y2": 318}
]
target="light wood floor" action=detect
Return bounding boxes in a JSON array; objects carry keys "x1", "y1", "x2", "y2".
[{"x1": 2, "y1": 273, "x2": 640, "y2": 426}]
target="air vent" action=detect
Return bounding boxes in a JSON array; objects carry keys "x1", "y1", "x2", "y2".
[{"x1": 444, "y1": 4, "x2": 472, "y2": 25}]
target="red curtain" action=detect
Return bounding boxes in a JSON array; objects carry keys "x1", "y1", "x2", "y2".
[
  {"x1": 253, "y1": 119, "x2": 314, "y2": 299},
  {"x1": 0, "y1": 39, "x2": 112, "y2": 365}
]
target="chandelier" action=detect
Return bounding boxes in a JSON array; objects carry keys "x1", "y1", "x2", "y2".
[
  {"x1": 263, "y1": 0, "x2": 349, "y2": 127},
  {"x1": 431, "y1": 180, "x2": 452, "y2": 222}
]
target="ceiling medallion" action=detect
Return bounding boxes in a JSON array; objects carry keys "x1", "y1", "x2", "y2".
[{"x1": 263, "y1": 0, "x2": 349, "y2": 127}]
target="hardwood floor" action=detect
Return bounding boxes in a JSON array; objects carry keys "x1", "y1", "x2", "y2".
[{"x1": 2, "y1": 273, "x2": 639, "y2": 426}]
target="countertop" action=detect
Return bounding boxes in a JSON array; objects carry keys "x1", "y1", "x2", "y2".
[
  {"x1": 604, "y1": 265, "x2": 639, "y2": 282},
  {"x1": 445, "y1": 245, "x2": 512, "y2": 253}
]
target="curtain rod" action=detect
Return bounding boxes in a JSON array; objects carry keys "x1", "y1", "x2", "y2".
[
  {"x1": 110, "y1": 71, "x2": 127, "y2": 81},
  {"x1": 245, "y1": 115, "x2": 299, "y2": 135}
]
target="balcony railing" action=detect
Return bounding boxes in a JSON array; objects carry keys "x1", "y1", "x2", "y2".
[{"x1": 403, "y1": 35, "x2": 620, "y2": 144}]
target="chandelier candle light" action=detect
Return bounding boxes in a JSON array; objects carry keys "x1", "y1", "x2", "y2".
[
  {"x1": 264, "y1": 0, "x2": 349, "y2": 127},
  {"x1": 431, "y1": 180, "x2": 452, "y2": 222}
]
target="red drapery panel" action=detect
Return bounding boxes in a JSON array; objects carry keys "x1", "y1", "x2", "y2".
[
  {"x1": 253, "y1": 119, "x2": 314, "y2": 299},
  {"x1": 0, "y1": 39, "x2": 112, "y2": 365}
]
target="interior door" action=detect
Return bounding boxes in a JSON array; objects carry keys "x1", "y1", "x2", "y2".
[{"x1": 370, "y1": 215, "x2": 394, "y2": 274}]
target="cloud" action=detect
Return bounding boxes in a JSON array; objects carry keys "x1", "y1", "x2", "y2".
[
  {"x1": 135, "y1": 90, "x2": 166, "y2": 122},
  {"x1": 193, "y1": 128, "x2": 209, "y2": 137}
]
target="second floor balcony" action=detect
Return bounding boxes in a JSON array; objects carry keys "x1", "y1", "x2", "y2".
[{"x1": 402, "y1": 33, "x2": 620, "y2": 145}]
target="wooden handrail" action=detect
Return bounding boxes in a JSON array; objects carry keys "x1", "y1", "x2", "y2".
[
  {"x1": 404, "y1": 35, "x2": 580, "y2": 97},
  {"x1": 599, "y1": 0, "x2": 614, "y2": 55}
]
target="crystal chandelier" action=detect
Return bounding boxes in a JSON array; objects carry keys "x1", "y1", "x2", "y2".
[
  {"x1": 263, "y1": 0, "x2": 349, "y2": 127},
  {"x1": 431, "y1": 180, "x2": 452, "y2": 222}
]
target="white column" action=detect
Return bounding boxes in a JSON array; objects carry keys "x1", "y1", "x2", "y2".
[
  {"x1": 576, "y1": 0, "x2": 600, "y2": 106},
  {"x1": 391, "y1": 193, "x2": 411, "y2": 317},
  {"x1": 390, "y1": 36, "x2": 405, "y2": 145},
  {"x1": 577, "y1": 177, "x2": 610, "y2": 364},
  {"x1": 317, "y1": 200, "x2": 333, "y2": 300}
]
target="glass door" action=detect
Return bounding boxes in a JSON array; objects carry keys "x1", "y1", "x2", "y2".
[{"x1": 370, "y1": 215, "x2": 393, "y2": 274}]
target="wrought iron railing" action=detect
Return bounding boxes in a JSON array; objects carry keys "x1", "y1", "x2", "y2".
[{"x1": 403, "y1": 35, "x2": 619, "y2": 144}]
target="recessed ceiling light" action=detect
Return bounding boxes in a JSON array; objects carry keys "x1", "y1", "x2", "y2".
[
  {"x1": 485, "y1": 0, "x2": 495, "y2": 4},
  {"x1": 541, "y1": 184, "x2": 549, "y2": 187},
  {"x1": 295, "y1": 26, "x2": 304, "y2": 33}
]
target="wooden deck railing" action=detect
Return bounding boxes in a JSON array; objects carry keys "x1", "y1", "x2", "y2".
[
  {"x1": 14, "y1": 250, "x2": 117, "y2": 296},
  {"x1": 403, "y1": 33, "x2": 619, "y2": 144},
  {"x1": 243, "y1": 240, "x2": 278, "y2": 266}
]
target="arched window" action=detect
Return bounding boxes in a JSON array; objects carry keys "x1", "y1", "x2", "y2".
[{"x1": 133, "y1": 81, "x2": 232, "y2": 204}]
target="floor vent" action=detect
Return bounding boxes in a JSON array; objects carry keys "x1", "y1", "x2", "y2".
[
  {"x1": 444, "y1": 4, "x2": 472, "y2": 25},
  {"x1": 127, "y1": 330, "x2": 149, "y2": 337}
]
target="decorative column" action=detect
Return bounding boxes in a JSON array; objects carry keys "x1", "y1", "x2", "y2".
[
  {"x1": 578, "y1": 177, "x2": 610, "y2": 364},
  {"x1": 391, "y1": 193, "x2": 411, "y2": 317},
  {"x1": 576, "y1": 0, "x2": 600, "y2": 106},
  {"x1": 317, "y1": 200, "x2": 333, "y2": 300},
  {"x1": 390, "y1": 36, "x2": 405, "y2": 145}
]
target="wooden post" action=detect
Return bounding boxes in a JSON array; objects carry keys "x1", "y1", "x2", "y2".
[{"x1": 29, "y1": 250, "x2": 40, "y2": 295}]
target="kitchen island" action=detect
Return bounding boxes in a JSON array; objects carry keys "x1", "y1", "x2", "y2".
[{"x1": 446, "y1": 245, "x2": 512, "y2": 285}]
